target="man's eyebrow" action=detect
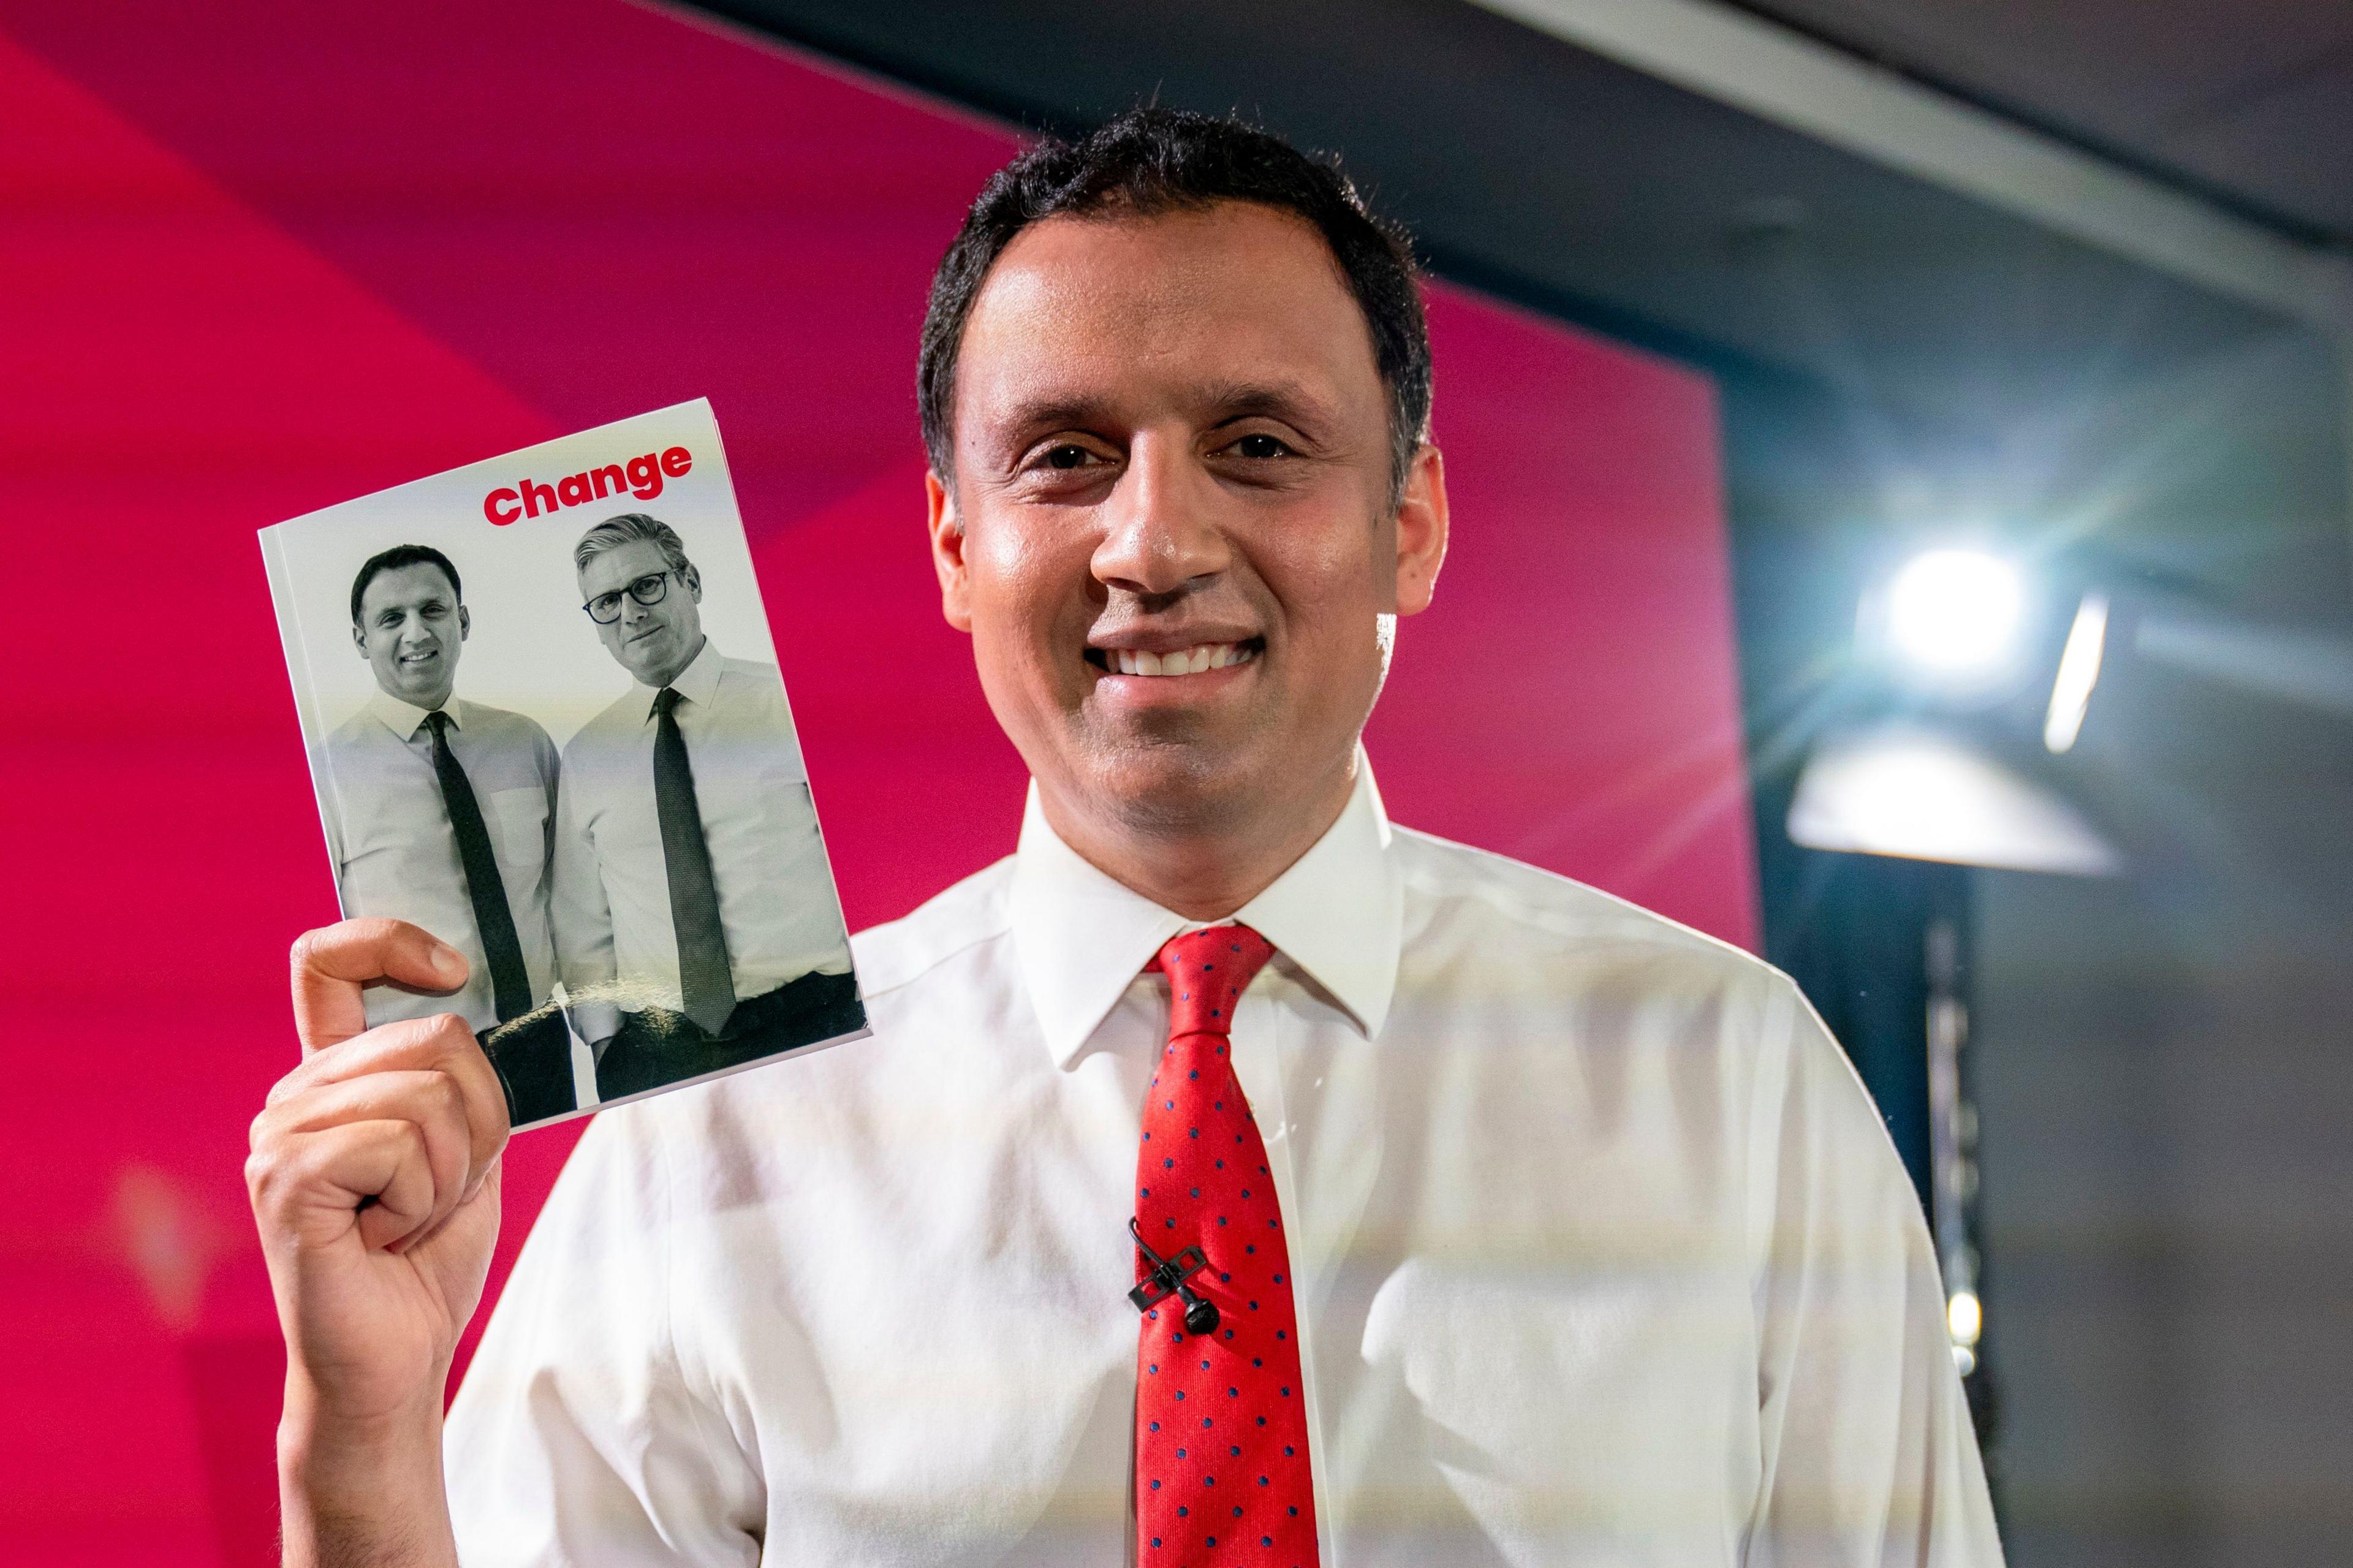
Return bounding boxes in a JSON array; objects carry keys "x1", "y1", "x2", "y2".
[
  {"x1": 1196, "y1": 381, "x2": 1336, "y2": 428},
  {"x1": 988, "y1": 381, "x2": 1338, "y2": 459},
  {"x1": 988, "y1": 394, "x2": 1120, "y2": 449}
]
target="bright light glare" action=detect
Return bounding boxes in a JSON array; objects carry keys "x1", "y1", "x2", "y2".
[
  {"x1": 1886, "y1": 549, "x2": 2023, "y2": 673},
  {"x1": 1786, "y1": 724, "x2": 2124, "y2": 875},
  {"x1": 2043, "y1": 593, "x2": 2109, "y2": 753},
  {"x1": 1947, "y1": 1290, "x2": 1983, "y2": 1346}
]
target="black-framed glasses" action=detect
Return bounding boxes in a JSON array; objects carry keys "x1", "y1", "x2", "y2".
[{"x1": 582, "y1": 570, "x2": 673, "y2": 624}]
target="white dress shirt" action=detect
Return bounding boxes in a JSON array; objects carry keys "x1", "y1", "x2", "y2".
[
  {"x1": 551, "y1": 638, "x2": 854, "y2": 1034},
  {"x1": 449, "y1": 754, "x2": 2001, "y2": 1566},
  {"x1": 321, "y1": 692, "x2": 559, "y2": 1032}
]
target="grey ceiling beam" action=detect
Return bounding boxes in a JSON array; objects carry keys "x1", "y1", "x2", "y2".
[{"x1": 1471, "y1": 0, "x2": 2353, "y2": 334}]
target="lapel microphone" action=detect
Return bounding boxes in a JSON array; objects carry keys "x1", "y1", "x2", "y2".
[{"x1": 1127, "y1": 1217, "x2": 1221, "y2": 1336}]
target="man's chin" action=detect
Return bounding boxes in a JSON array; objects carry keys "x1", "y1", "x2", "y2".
[{"x1": 1080, "y1": 736, "x2": 1268, "y2": 831}]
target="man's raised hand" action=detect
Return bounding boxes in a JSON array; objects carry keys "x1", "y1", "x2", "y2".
[{"x1": 246, "y1": 918, "x2": 506, "y2": 1568}]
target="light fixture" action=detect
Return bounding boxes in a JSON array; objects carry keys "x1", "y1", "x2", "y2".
[
  {"x1": 1786, "y1": 724, "x2": 2122, "y2": 875},
  {"x1": 1884, "y1": 548, "x2": 2024, "y2": 675},
  {"x1": 2042, "y1": 593, "x2": 2109, "y2": 752}
]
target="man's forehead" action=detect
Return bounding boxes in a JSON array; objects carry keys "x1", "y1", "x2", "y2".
[
  {"x1": 958, "y1": 205, "x2": 1375, "y2": 409},
  {"x1": 363, "y1": 563, "x2": 455, "y2": 612},
  {"x1": 580, "y1": 537, "x2": 665, "y2": 583}
]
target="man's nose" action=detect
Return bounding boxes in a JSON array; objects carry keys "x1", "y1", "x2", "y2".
[{"x1": 1091, "y1": 432, "x2": 1230, "y2": 598}]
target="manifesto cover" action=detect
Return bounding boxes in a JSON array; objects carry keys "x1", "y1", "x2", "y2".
[{"x1": 260, "y1": 400, "x2": 868, "y2": 1129}]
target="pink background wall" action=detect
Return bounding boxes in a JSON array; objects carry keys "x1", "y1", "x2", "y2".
[{"x1": 0, "y1": 3, "x2": 1752, "y2": 1560}]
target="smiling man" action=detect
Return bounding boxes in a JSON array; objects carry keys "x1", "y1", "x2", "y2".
[
  {"x1": 551, "y1": 512, "x2": 855, "y2": 1102},
  {"x1": 318, "y1": 544, "x2": 572, "y2": 1125},
  {"x1": 249, "y1": 112, "x2": 1999, "y2": 1567}
]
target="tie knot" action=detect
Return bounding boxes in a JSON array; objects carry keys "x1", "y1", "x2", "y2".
[
  {"x1": 423, "y1": 708, "x2": 452, "y2": 736},
  {"x1": 654, "y1": 686, "x2": 683, "y2": 717},
  {"x1": 1151, "y1": 924, "x2": 1274, "y2": 1040}
]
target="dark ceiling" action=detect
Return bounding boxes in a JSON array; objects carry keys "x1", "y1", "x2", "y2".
[
  {"x1": 685, "y1": 0, "x2": 2306, "y2": 407},
  {"x1": 1726, "y1": 0, "x2": 2353, "y2": 247}
]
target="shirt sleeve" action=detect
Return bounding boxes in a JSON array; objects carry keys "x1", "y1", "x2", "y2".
[
  {"x1": 550, "y1": 744, "x2": 620, "y2": 1045},
  {"x1": 1745, "y1": 975, "x2": 2004, "y2": 1567},
  {"x1": 444, "y1": 1109, "x2": 765, "y2": 1566}
]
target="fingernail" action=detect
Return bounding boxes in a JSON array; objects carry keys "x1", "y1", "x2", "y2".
[{"x1": 432, "y1": 944, "x2": 465, "y2": 981}]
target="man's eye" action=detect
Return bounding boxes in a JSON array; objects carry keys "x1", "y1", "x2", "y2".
[
  {"x1": 1233, "y1": 433, "x2": 1291, "y2": 460},
  {"x1": 1044, "y1": 444, "x2": 1094, "y2": 471}
]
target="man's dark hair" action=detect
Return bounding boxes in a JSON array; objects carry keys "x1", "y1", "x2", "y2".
[
  {"x1": 350, "y1": 543, "x2": 462, "y2": 625},
  {"x1": 919, "y1": 108, "x2": 1431, "y2": 506}
]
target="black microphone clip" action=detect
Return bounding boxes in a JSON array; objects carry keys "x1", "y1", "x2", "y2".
[{"x1": 1127, "y1": 1217, "x2": 1221, "y2": 1336}]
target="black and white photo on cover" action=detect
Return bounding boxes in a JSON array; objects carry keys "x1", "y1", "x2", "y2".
[{"x1": 267, "y1": 403, "x2": 866, "y2": 1129}]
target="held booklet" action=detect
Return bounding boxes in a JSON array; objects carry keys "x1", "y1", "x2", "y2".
[{"x1": 260, "y1": 400, "x2": 868, "y2": 1129}]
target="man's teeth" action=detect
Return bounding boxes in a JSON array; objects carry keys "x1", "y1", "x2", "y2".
[{"x1": 1108, "y1": 643, "x2": 1256, "y2": 677}]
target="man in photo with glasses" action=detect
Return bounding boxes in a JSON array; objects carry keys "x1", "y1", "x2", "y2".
[
  {"x1": 553, "y1": 512, "x2": 858, "y2": 1104},
  {"x1": 322, "y1": 544, "x2": 577, "y2": 1126}
]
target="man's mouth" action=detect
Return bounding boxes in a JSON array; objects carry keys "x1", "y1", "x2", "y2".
[
  {"x1": 397, "y1": 650, "x2": 439, "y2": 665},
  {"x1": 1086, "y1": 640, "x2": 1260, "y2": 678}
]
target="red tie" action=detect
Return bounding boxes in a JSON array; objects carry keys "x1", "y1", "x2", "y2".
[{"x1": 1135, "y1": 925, "x2": 1319, "y2": 1568}]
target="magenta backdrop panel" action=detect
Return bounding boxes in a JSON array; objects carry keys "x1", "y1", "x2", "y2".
[{"x1": 0, "y1": 4, "x2": 1754, "y2": 1561}]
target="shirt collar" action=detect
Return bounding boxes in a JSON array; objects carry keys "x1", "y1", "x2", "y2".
[
  {"x1": 638, "y1": 636, "x2": 722, "y2": 721},
  {"x1": 1009, "y1": 748, "x2": 1403, "y2": 1069},
  {"x1": 368, "y1": 688, "x2": 455, "y2": 741}
]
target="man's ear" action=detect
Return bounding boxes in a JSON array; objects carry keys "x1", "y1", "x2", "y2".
[
  {"x1": 458, "y1": 604, "x2": 471, "y2": 642},
  {"x1": 1391, "y1": 442, "x2": 1449, "y2": 617},
  {"x1": 351, "y1": 623, "x2": 366, "y2": 659},
  {"x1": 684, "y1": 563, "x2": 704, "y2": 602},
  {"x1": 926, "y1": 469, "x2": 974, "y2": 634}
]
